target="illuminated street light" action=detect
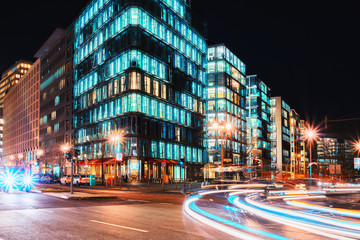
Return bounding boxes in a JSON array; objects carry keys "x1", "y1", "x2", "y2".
[
  {"x1": 10, "y1": 155, "x2": 14, "y2": 160},
  {"x1": 225, "y1": 122, "x2": 232, "y2": 131},
  {"x1": 302, "y1": 125, "x2": 320, "y2": 181},
  {"x1": 61, "y1": 144, "x2": 70, "y2": 153},
  {"x1": 37, "y1": 149, "x2": 44, "y2": 157}
]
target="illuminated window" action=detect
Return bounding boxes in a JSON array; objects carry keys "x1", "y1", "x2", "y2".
[
  {"x1": 120, "y1": 76, "x2": 126, "y2": 92},
  {"x1": 59, "y1": 79, "x2": 65, "y2": 89},
  {"x1": 47, "y1": 126, "x2": 52, "y2": 135},
  {"x1": 54, "y1": 123, "x2": 59, "y2": 133},
  {"x1": 114, "y1": 78, "x2": 119, "y2": 94},
  {"x1": 153, "y1": 81, "x2": 159, "y2": 97},
  {"x1": 51, "y1": 111, "x2": 56, "y2": 120},
  {"x1": 145, "y1": 76, "x2": 151, "y2": 93},
  {"x1": 217, "y1": 87, "x2": 225, "y2": 98},
  {"x1": 161, "y1": 84, "x2": 167, "y2": 99},
  {"x1": 54, "y1": 96, "x2": 60, "y2": 106}
]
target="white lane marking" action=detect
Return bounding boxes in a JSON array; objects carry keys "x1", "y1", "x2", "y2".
[
  {"x1": 90, "y1": 220, "x2": 149, "y2": 233},
  {"x1": 39, "y1": 209, "x2": 54, "y2": 213}
]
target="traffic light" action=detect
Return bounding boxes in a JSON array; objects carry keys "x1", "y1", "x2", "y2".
[
  {"x1": 65, "y1": 151, "x2": 72, "y2": 161},
  {"x1": 179, "y1": 158, "x2": 185, "y2": 168},
  {"x1": 74, "y1": 149, "x2": 80, "y2": 159}
]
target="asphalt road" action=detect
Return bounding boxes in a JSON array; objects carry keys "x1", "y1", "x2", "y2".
[{"x1": 0, "y1": 191, "x2": 236, "y2": 240}]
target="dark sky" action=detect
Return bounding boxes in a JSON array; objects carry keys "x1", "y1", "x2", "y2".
[{"x1": 1, "y1": 0, "x2": 359, "y2": 140}]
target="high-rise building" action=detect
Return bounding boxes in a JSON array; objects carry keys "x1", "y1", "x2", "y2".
[
  {"x1": 206, "y1": 44, "x2": 247, "y2": 170},
  {"x1": 0, "y1": 60, "x2": 33, "y2": 107},
  {"x1": 3, "y1": 59, "x2": 40, "y2": 170},
  {"x1": 270, "y1": 97, "x2": 291, "y2": 174},
  {"x1": 73, "y1": 0, "x2": 208, "y2": 182},
  {"x1": 34, "y1": 28, "x2": 74, "y2": 176},
  {"x1": 246, "y1": 75, "x2": 272, "y2": 175},
  {"x1": 0, "y1": 60, "x2": 33, "y2": 164},
  {"x1": 290, "y1": 109, "x2": 302, "y2": 175}
]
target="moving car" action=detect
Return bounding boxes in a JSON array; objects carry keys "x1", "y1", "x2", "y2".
[{"x1": 0, "y1": 167, "x2": 33, "y2": 193}]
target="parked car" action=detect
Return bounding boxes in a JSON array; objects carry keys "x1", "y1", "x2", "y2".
[
  {"x1": 60, "y1": 175, "x2": 89, "y2": 186},
  {"x1": 60, "y1": 175, "x2": 71, "y2": 185},
  {"x1": 40, "y1": 175, "x2": 60, "y2": 184}
]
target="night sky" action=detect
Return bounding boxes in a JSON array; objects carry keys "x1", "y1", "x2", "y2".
[{"x1": 1, "y1": 0, "x2": 359, "y2": 140}]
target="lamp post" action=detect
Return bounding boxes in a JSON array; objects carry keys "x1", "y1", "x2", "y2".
[
  {"x1": 212, "y1": 121, "x2": 232, "y2": 180},
  {"x1": 303, "y1": 126, "x2": 319, "y2": 182},
  {"x1": 109, "y1": 133, "x2": 124, "y2": 188}
]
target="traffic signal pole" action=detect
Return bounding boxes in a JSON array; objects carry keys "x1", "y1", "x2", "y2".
[{"x1": 70, "y1": 159, "x2": 74, "y2": 195}]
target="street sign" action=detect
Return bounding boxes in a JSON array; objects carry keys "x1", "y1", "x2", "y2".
[
  {"x1": 161, "y1": 162, "x2": 166, "y2": 167},
  {"x1": 355, "y1": 158, "x2": 360, "y2": 169}
]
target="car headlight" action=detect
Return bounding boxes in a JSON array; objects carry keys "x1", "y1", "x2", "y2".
[
  {"x1": 24, "y1": 176, "x2": 33, "y2": 185},
  {"x1": 5, "y1": 176, "x2": 14, "y2": 186}
]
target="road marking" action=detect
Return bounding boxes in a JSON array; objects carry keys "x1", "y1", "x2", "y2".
[
  {"x1": 39, "y1": 209, "x2": 54, "y2": 213},
  {"x1": 90, "y1": 220, "x2": 149, "y2": 233},
  {"x1": 159, "y1": 203, "x2": 173, "y2": 205}
]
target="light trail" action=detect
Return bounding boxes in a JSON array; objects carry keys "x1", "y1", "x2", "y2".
[
  {"x1": 286, "y1": 201, "x2": 360, "y2": 219},
  {"x1": 229, "y1": 196, "x2": 356, "y2": 240},
  {"x1": 184, "y1": 194, "x2": 291, "y2": 240},
  {"x1": 244, "y1": 196, "x2": 360, "y2": 233}
]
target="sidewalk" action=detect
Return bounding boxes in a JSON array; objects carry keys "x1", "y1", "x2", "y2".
[
  {"x1": 79, "y1": 182, "x2": 202, "y2": 193},
  {"x1": 36, "y1": 182, "x2": 202, "y2": 195},
  {"x1": 41, "y1": 191, "x2": 118, "y2": 200}
]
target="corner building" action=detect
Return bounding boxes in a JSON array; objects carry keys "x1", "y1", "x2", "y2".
[
  {"x1": 74, "y1": 0, "x2": 208, "y2": 182},
  {"x1": 207, "y1": 44, "x2": 247, "y2": 174},
  {"x1": 3, "y1": 59, "x2": 40, "y2": 170}
]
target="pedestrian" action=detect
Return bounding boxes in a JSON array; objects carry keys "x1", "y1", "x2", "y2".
[{"x1": 125, "y1": 174, "x2": 128, "y2": 183}]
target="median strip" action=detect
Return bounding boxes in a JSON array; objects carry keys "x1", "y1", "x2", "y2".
[{"x1": 90, "y1": 220, "x2": 149, "y2": 233}]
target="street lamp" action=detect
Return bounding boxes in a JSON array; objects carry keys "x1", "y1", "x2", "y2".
[
  {"x1": 302, "y1": 126, "x2": 319, "y2": 181},
  {"x1": 108, "y1": 132, "x2": 125, "y2": 188},
  {"x1": 212, "y1": 121, "x2": 232, "y2": 180}
]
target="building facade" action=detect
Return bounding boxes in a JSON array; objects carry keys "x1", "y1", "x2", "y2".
[
  {"x1": 73, "y1": 0, "x2": 208, "y2": 182},
  {"x1": 0, "y1": 60, "x2": 33, "y2": 165},
  {"x1": 35, "y1": 28, "x2": 74, "y2": 176},
  {"x1": 270, "y1": 97, "x2": 290, "y2": 174},
  {"x1": 246, "y1": 75, "x2": 272, "y2": 175},
  {"x1": 207, "y1": 44, "x2": 247, "y2": 171},
  {"x1": 3, "y1": 59, "x2": 41, "y2": 170},
  {"x1": 0, "y1": 60, "x2": 33, "y2": 108},
  {"x1": 290, "y1": 109, "x2": 302, "y2": 175}
]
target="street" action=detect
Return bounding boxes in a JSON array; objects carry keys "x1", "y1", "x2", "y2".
[{"x1": 0, "y1": 189, "x2": 235, "y2": 240}]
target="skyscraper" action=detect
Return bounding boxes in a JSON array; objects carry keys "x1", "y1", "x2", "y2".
[
  {"x1": 73, "y1": 0, "x2": 207, "y2": 182},
  {"x1": 206, "y1": 44, "x2": 247, "y2": 178}
]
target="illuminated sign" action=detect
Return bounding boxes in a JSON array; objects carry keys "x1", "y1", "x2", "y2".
[{"x1": 355, "y1": 158, "x2": 360, "y2": 169}]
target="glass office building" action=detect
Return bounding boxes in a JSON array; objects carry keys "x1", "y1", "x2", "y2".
[
  {"x1": 73, "y1": 0, "x2": 207, "y2": 182},
  {"x1": 246, "y1": 75, "x2": 272, "y2": 175},
  {"x1": 207, "y1": 44, "x2": 247, "y2": 168}
]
